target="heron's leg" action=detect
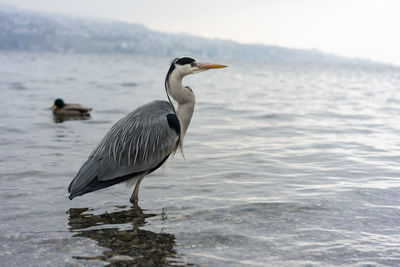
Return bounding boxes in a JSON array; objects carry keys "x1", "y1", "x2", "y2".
[{"x1": 130, "y1": 174, "x2": 146, "y2": 204}]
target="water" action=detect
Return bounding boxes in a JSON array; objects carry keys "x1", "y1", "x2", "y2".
[{"x1": 1, "y1": 52, "x2": 400, "y2": 266}]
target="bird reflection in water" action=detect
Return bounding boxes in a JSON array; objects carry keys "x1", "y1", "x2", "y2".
[
  {"x1": 53, "y1": 114, "x2": 91, "y2": 123},
  {"x1": 67, "y1": 206, "x2": 185, "y2": 266}
]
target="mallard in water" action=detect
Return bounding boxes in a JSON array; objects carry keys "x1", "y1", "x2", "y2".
[{"x1": 50, "y1": 98, "x2": 92, "y2": 117}]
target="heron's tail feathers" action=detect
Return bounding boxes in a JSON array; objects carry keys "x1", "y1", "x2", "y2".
[
  {"x1": 69, "y1": 174, "x2": 135, "y2": 200},
  {"x1": 68, "y1": 159, "x2": 154, "y2": 200},
  {"x1": 68, "y1": 155, "x2": 171, "y2": 200},
  {"x1": 68, "y1": 158, "x2": 101, "y2": 199}
]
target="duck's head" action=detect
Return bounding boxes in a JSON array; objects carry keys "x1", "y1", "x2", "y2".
[{"x1": 51, "y1": 98, "x2": 65, "y2": 109}]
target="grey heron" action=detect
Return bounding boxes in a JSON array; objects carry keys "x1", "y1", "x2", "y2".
[
  {"x1": 68, "y1": 57, "x2": 227, "y2": 204},
  {"x1": 51, "y1": 98, "x2": 92, "y2": 116}
]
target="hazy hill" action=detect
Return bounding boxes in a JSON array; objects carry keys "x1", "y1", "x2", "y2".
[{"x1": 0, "y1": 5, "x2": 371, "y2": 64}]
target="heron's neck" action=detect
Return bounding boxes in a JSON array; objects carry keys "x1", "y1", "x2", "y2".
[
  {"x1": 177, "y1": 100, "x2": 195, "y2": 138},
  {"x1": 167, "y1": 73, "x2": 195, "y2": 137}
]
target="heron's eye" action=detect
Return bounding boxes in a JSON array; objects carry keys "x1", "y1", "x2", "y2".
[{"x1": 190, "y1": 62, "x2": 196, "y2": 67}]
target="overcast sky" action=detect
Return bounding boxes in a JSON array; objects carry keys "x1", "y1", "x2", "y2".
[{"x1": 3, "y1": 0, "x2": 400, "y2": 65}]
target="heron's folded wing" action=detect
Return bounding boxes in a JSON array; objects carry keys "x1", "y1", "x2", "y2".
[{"x1": 68, "y1": 101, "x2": 178, "y2": 193}]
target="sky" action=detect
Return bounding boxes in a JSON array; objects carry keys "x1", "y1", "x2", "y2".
[{"x1": 3, "y1": 0, "x2": 400, "y2": 65}]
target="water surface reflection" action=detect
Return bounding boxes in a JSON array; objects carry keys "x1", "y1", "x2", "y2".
[
  {"x1": 53, "y1": 114, "x2": 91, "y2": 123},
  {"x1": 68, "y1": 206, "x2": 184, "y2": 266}
]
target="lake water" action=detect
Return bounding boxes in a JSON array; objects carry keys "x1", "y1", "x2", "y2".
[{"x1": 1, "y1": 52, "x2": 400, "y2": 266}]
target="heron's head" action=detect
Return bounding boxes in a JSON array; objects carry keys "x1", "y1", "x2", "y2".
[
  {"x1": 165, "y1": 56, "x2": 227, "y2": 106},
  {"x1": 50, "y1": 98, "x2": 65, "y2": 109},
  {"x1": 167, "y1": 56, "x2": 227, "y2": 78}
]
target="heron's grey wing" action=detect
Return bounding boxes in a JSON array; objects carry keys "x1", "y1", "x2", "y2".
[{"x1": 68, "y1": 100, "x2": 179, "y2": 198}]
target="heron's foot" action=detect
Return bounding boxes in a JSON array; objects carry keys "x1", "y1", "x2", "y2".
[
  {"x1": 130, "y1": 196, "x2": 139, "y2": 206},
  {"x1": 130, "y1": 198, "x2": 142, "y2": 215}
]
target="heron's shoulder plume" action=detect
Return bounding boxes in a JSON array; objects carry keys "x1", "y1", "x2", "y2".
[{"x1": 166, "y1": 113, "x2": 181, "y2": 136}]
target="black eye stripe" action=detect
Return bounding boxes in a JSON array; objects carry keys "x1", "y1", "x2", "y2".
[{"x1": 175, "y1": 57, "x2": 196, "y2": 65}]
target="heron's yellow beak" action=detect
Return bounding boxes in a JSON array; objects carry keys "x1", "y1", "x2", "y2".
[
  {"x1": 50, "y1": 104, "x2": 56, "y2": 109},
  {"x1": 197, "y1": 63, "x2": 228, "y2": 69}
]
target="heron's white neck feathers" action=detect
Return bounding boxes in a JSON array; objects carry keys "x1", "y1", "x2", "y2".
[
  {"x1": 176, "y1": 100, "x2": 195, "y2": 137},
  {"x1": 167, "y1": 71, "x2": 194, "y2": 104},
  {"x1": 167, "y1": 69, "x2": 195, "y2": 153}
]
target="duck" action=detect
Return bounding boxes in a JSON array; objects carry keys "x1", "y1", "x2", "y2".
[{"x1": 50, "y1": 98, "x2": 92, "y2": 117}]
